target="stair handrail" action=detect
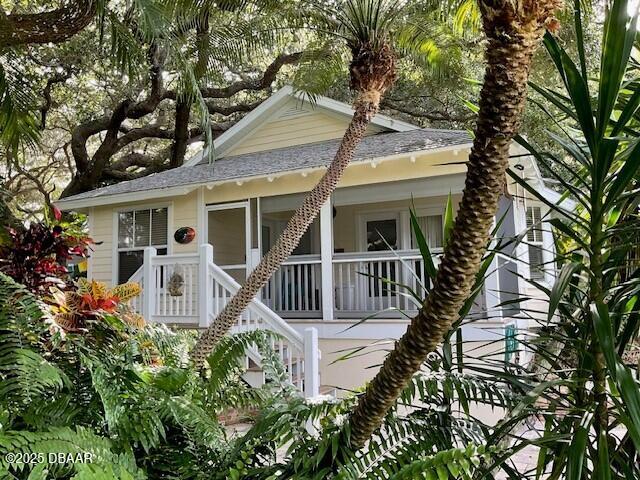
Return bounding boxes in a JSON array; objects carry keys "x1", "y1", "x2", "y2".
[{"x1": 207, "y1": 260, "x2": 304, "y2": 350}]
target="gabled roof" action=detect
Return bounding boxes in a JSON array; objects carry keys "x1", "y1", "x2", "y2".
[
  {"x1": 56, "y1": 129, "x2": 472, "y2": 210},
  {"x1": 183, "y1": 85, "x2": 418, "y2": 165}
]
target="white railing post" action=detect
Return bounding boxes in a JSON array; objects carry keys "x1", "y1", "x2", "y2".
[
  {"x1": 303, "y1": 327, "x2": 320, "y2": 398},
  {"x1": 199, "y1": 244, "x2": 214, "y2": 328},
  {"x1": 250, "y1": 248, "x2": 261, "y2": 271},
  {"x1": 142, "y1": 247, "x2": 157, "y2": 321},
  {"x1": 485, "y1": 254, "x2": 501, "y2": 319},
  {"x1": 320, "y1": 200, "x2": 334, "y2": 320}
]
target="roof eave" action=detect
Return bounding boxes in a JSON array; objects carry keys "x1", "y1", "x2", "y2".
[
  {"x1": 55, "y1": 185, "x2": 198, "y2": 211},
  {"x1": 54, "y1": 142, "x2": 473, "y2": 211}
]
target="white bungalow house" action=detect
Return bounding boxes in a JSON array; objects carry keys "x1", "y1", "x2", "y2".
[{"x1": 56, "y1": 86, "x2": 560, "y2": 398}]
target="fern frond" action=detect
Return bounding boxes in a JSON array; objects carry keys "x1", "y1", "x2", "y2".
[
  {"x1": 162, "y1": 396, "x2": 226, "y2": 450},
  {"x1": 206, "y1": 330, "x2": 269, "y2": 391},
  {"x1": 0, "y1": 50, "x2": 40, "y2": 149},
  {"x1": 389, "y1": 444, "x2": 494, "y2": 480},
  {"x1": 0, "y1": 426, "x2": 142, "y2": 478},
  {"x1": 400, "y1": 372, "x2": 520, "y2": 413},
  {"x1": 0, "y1": 274, "x2": 67, "y2": 409}
]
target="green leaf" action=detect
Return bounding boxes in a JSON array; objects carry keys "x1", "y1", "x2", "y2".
[
  {"x1": 612, "y1": 81, "x2": 640, "y2": 136},
  {"x1": 543, "y1": 32, "x2": 596, "y2": 153},
  {"x1": 443, "y1": 192, "x2": 454, "y2": 248},
  {"x1": 604, "y1": 139, "x2": 640, "y2": 210},
  {"x1": 565, "y1": 425, "x2": 587, "y2": 480},
  {"x1": 548, "y1": 263, "x2": 583, "y2": 322},
  {"x1": 410, "y1": 206, "x2": 437, "y2": 282},
  {"x1": 597, "y1": 0, "x2": 639, "y2": 136},
  {"x1": 592, "y1": 302, "x2": 640, "y2": 450},
  {"x1": 594, "y1": 430, "x2": 612, "y2": 480}
]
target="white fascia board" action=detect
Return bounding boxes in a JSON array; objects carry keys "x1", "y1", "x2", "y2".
[
  {"x1": 55, "y1": 185, "x2": 197, "y2": 212},
  {"x1": 539, "y1": 185, "x2": 577, "y2": 211},
  {"x1": 285, "y1": 320, "x2": 507, "y2": 341},
  {"x1": 511, "y1": 151, "x2": 578, "y2": 211},
  {"x1": 298, "y1": 92, "x2": 418, "y2": 132},
  {"x1": 183, "y1": 86, "x2": 294, "y2": 167},
  {"x1": 56, "y1": 142, "x2": 472, "y2": 211},
  {"x1": 196, "y1": 142, "x2": 473, "y2": 191}
]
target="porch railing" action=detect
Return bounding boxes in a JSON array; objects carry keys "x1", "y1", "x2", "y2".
[
  {"x1": 332, "y1": 250, "x2": 441, "y2": 317},
  {"x1": 261, "y1": 250, "x2": 453, "y2": 318},
  {"x1": 262, "y1": 254, "x2": 322, "y2": 317}
]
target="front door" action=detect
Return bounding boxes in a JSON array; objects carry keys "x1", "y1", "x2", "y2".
[
  {"x1": 206, "y1": 202, "x2": 250, "y2": 284},
  {"x1": 361, "y1": 214, "x2": 399, "y2": 311}
]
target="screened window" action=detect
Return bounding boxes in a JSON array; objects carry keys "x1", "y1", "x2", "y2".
[
  {"x1": 526, "y1": 206, "x2": 544, "y2": 280},
  {"x1": 411, "y1": 214, "x2": 444, "y2": 249},
  {"x1": 366, "y1": 219, "x2": 398, "y2": 251},
  {"x1": 117, "y1": 207, "x2": 168, "y2": 283}
]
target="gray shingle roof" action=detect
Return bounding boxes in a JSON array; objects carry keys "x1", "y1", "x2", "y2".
[{"x1": 59, "y1": 129, "x2": 471, "y2": 204}]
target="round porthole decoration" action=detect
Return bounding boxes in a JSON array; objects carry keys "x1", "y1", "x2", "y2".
[{"x1": 174, "y1": 226, "x2": 196, "y2": 244}]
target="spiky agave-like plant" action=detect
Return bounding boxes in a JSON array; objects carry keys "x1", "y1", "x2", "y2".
[{"x1": 346, "y1": 0, "x2": 562, "y2": 447}]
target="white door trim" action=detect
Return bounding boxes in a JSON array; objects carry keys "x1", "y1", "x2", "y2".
[{"x1": 205, "y1": 201, "x2": 251, "y2": 275}]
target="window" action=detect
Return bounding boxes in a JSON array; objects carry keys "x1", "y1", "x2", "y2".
[
  {"x1": 117, "y1": 207, "x2": 168, "y2": 283},
  {"x1": 411, "y1": 214, "x2": 444, "y2": 249},
  {"x1": 364, "y1": 218, "x2": 398, "y2": 296},
  {"x1": 366, "y1": 218, "x2": 398, "y2": 251},
  {"x1": 526, "y1": 206, "x2": 544, "y2": 280}
]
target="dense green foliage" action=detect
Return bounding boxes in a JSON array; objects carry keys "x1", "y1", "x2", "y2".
[
  {"x1": 1, "y1": 0, "x2": 639, "y2": 479},
  {"x1": 494, "y1": 1, "x2": 640, "y2": 475},
  {"x1": 0, "y1": 272, "x2": 298, "y2": 479},
  {"x1": 0, "y1": 0, "x2": 599, "y2": 220}
]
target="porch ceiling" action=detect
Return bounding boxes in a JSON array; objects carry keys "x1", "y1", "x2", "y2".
[{"x1": 56, "y1": 129, "x2": 471, "y2": 210}]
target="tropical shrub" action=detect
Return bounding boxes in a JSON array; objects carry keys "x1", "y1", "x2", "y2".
[
  {"x1": 49, "y1": 278, "x2": 145, "y2": 332},
  {"x1": 0, "y1": 217, "x2": 93, "y2": 293},
  {"x1": 0, "y1": 272, "x2": 295, "y2": 480},
  {"x1": 484, "y1": 0, "x2": 640, "y2": 477}
]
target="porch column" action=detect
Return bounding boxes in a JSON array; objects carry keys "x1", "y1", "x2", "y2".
[
  {"x1": 484, "y1": 214, "x2": 501, "y2": 320},
  {"x1": 303, "y1": 327, "x2": 320, "y2": 398},
  {"x1": 484, "y1": 255, "x2": 501, "y2": 318},
  {"x1": 320, "y1": 200, "x2": 334, "y2": 320}
]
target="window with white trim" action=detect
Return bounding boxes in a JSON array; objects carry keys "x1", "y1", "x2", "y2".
[
  {"x1": 411, "y1": 214, "x2": 444, "y2": 249},
  {"x1": 526, "y1": 206, "x2": 545, "y2": 280},
  {"x1": 117, "y1": 207, "x2": 168, "y2": 283}
]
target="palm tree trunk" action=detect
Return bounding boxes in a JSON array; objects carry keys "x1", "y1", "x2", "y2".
[
  {"x1": 347, "y1": 2, "x2": 558, "y2": 448},
  {"x1": 191, "y1": 92, "x2": 381, "y2": 366}
]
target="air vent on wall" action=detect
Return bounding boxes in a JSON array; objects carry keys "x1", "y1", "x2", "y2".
[{"x1": 277, "y1": 104, "x2": 310, "y2": 120}]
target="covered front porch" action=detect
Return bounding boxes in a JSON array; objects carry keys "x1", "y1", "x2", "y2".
[{"x1": 201, "y1": 175, "x2": 507, "y2": 321}]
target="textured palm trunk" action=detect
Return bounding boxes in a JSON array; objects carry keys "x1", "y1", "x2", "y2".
[
  {"x1": 191, "y1": 93, "x2": 381, "y2": 366},
  {"x1": 347, "y1": 1, "x2": 559, "y2": 448}
]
